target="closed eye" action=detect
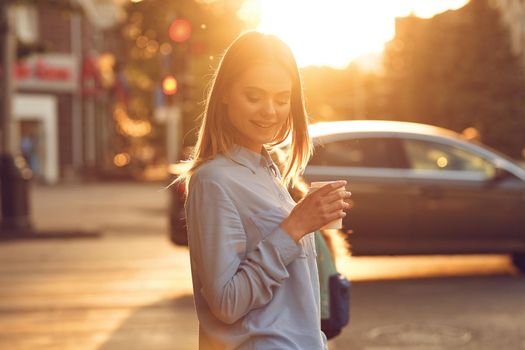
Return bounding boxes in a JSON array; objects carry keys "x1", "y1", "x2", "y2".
[{"x1": 246, "y1": 94, "x2": 261, "y2": 103}]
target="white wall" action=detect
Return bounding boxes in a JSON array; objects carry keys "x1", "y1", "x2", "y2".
[{"x1": 13, "y1": 93, "x2": 59, "y2": 184}]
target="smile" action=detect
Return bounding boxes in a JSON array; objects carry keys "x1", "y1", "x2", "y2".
[{"x1": 251, "y1": 121, "x2": 276, "y2": 128}]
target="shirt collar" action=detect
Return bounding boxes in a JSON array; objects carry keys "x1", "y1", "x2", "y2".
[{"x1": 227, "y1": 144, "x2": 276, "y2": 174}]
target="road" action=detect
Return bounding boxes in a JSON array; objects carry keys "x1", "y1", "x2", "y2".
[{"x1": 0, "y1": 181, "x2": 524, "y2": 350}]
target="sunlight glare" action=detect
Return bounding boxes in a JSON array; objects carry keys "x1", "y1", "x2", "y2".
[{"x1": 255, "y1": 0, "x2": 470, "y2": 68}]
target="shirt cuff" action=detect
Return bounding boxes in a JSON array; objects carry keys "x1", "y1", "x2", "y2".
[{"x1": 265, "y1": 226, "x2": 302, "y2": 265}]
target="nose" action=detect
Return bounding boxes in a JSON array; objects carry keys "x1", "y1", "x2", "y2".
[{"x1": 262, "y1": 99, "x2": 277, "y2": 116}]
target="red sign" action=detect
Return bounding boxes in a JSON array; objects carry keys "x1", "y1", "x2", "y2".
[
  {"x1": 15, "y1": 54, "x2": 78, "y2": 92},
  {"x1": 16, "y1": 60, "x2": 72, "y2": 81}
]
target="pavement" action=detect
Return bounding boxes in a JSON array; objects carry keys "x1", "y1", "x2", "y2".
[
  {"x1": 0, "y1": 181, "x2": 199, "y2": 350},
  {"x1": 0, "y1": 181, "x2": 524, "y2": 350}
]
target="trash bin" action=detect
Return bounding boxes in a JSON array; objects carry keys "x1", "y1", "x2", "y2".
[{"x1": 0, "y1": 154, "x2": 33, "y2": 232}]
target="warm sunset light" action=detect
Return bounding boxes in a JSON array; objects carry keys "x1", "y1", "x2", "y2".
[{"x1": 247, "y1": 0, "x2": 470, "y2": 68}]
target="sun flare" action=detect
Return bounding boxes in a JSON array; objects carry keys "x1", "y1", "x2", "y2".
[{"x1": 243, "y1": 0, "x2": 470, "y2": 69}]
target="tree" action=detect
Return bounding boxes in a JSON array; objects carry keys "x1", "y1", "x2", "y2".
[
  {"x1": 117, "y1": 0, "x2": 245, "y2": 153},
  {"x1": 383, "y1": 0, "x2": 525, "y2": 158}
]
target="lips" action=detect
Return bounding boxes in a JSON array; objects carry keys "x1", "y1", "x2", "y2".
[{"x1": 251, "y1": 121, "x2": 276, "y2": 128}]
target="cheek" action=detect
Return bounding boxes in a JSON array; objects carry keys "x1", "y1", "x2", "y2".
[
  {"x1": 277, "y1": 105, "x2": 291, "y2": 120},
  {"x1": 228, "y1": 99, "x2": 259, "y2": 119}
]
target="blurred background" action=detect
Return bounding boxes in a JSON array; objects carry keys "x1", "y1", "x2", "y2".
[
  {"x1": 2, "y1": 0, "x2": 524, "y2": 187},
  {"x1": 1, "y1": 0, "x2": 525, "y2": 349}
]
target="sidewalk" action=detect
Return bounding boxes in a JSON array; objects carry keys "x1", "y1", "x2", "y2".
[
  {"x1": 0, "y1": 181, "x2": 199, "y2": 350},
  {"x1": 1, "y1": 181, "x2": 523, "y2": 350},
  {"x1": 28, "y1": 181, "x2": 170, "y2": 236}
]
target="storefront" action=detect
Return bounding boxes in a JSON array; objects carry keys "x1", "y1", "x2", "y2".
[{"x1": 14, "y1": 53, "x2": 79, "y2": 183}]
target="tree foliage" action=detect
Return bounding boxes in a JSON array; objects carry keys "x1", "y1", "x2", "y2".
[
  {"x1": 383, "y1": 0, "x2": 525, "y2": 157},
  {"x1": 118, "y1": 0, "x2": 245, "y2": 147},
  {"x1": 302, "y1": 0, "x2": 525, "y2": 158}
]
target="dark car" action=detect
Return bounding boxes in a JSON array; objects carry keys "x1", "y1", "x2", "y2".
[{"x1": 168, "y1": 120, "x2": 525, "y2": 272}]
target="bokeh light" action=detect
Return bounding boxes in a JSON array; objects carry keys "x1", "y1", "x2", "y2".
[
  {"x1": 113, "y1": 153, "x2": 131, "y2": 167},
  {"x1": 162, "y1": 75, "x2": 178, "y2": 96},
  {"x1": 437, "y1": 156, "x2": 449, "y2": 168},
  {"x1": 169, "y1": 18, "x2": 192, "y2": 43}
]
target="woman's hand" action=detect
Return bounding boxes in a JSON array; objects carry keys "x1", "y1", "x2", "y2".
[{"x1": 280, "y1": 180, "x2": 351, "y2": 242}]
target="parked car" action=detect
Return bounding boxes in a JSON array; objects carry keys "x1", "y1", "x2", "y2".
[{"x1": 168, "y1": 120, "x2": 525, "y2": 272}]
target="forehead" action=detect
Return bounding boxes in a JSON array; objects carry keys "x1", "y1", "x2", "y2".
[{"x1": 233, "y1": 62, "x2": 292, "y2": 93}]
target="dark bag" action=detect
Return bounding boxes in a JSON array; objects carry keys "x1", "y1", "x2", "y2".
[{"x1": 315, "y1": 231, "x2": 351, "y2": 339}]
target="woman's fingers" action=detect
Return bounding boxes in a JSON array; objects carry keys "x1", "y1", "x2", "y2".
[
  {"x1": 326, "y1": 200, "x2": 350, "y2": 212},
  {"x1": 324, "y1": 190, "x2": 351, "y2": 204},
  {"x1": 316, "y1": 207, "x2": 345, "y2": 226},
  {"x1": 326, "y1": 210, "x2": 346, "y2": 221},
  {"x1": 290, "y1": 181, "x2": 351, "y2": 235},
  {"x1": 314, "y1": 181, "x2": 347, "y2": 197},
  {"x1": 318, "y1": 199, "x2": 349, "y2": 224}
]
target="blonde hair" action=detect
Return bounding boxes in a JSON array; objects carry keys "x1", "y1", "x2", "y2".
[{"x1": 172, "y1": 31, "x2": 312, "y2": 191}]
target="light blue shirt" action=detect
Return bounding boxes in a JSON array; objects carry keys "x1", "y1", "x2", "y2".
[{"x1": 185, "y1": 144, "x2": 329, "y2": 350}]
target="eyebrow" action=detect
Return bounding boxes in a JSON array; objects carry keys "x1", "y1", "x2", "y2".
[{"x1": 243, "y1": 86, "x2": 291, "y2": 95}]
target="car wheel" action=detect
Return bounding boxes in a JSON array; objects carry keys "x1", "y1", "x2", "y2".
[{"x1": 512, "y1": 253, "x2": 525, "y2": 273}]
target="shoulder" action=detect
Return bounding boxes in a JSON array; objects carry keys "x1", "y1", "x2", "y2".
[
  {"x1": 192, "y1": 155, "x2": 233, "y2": 181},
  {"x1": 189, "y1": 154, "x2": 240, "y2": 191}
]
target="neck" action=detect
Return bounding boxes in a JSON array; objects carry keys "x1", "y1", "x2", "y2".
[{"x1": 234, "y1": 140, "x2": 263, "y2": 154}]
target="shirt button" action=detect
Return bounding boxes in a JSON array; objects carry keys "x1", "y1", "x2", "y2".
[{"x1": 279, "y1": 193, "x2": 285, "y2": 201}]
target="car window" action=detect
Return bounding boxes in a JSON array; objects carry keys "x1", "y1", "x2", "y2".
[
  {"x1": 403, "y1": 139, "x2": 495, "y2": 176},
  {"x1": 310, "y1": 137, "x2": 406, "y2": 168}
]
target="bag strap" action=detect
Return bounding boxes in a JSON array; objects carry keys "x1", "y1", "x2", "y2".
[
  {"x1": 314, "y1": 231, "x2": 338, "y2": 275},
  {"x1": 315, "y1": 230, "x2": 339, "y2": 320}
]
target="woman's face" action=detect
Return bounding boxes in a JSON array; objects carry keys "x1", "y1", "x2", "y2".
[{"x1": 223, "y1": 62, "x2": 292, "y2": 154}]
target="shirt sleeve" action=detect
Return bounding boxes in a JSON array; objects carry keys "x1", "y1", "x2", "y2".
[{"x1": 186, "y1": 176, "x2": 302, "y2": 325}]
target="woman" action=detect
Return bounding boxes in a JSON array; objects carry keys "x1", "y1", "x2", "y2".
[{"x1": 175, "y1": 31, "x2": 351, "y2": 349}]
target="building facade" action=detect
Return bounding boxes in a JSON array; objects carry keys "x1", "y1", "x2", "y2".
[
  {"x1": 492, "y1": 0, "x2": 525, "y2": 70},
  {"x1": 13, "y1": 2, "x2": 124, "y2": 183}
]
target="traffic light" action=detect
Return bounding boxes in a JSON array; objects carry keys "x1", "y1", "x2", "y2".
[
  {"x1": 162, "y1": 75, "x2": 178, "y2": 96},
  {"x1": 169, "y1": 19, "x2": 192, "y2": 43}
]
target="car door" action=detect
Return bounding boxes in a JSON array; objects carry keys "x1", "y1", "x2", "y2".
[
  {"x1": 303, "y1": 135, "x2": 413, "y2": 255},
  {"x1": 402, "y1": 137, "x2": 524, "y2": 249}
]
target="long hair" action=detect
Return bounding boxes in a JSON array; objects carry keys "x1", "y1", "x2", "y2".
[{"x1": 172, "y1": 31, "x2": 312, "y2": 191}]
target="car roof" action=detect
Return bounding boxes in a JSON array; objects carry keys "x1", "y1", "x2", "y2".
[
  {"x1": 307, "y1": 120, "x2": 461, "y2": 139},
  {"x1": 287, "y1": 120, "x2": 525, "y2": 180}
]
